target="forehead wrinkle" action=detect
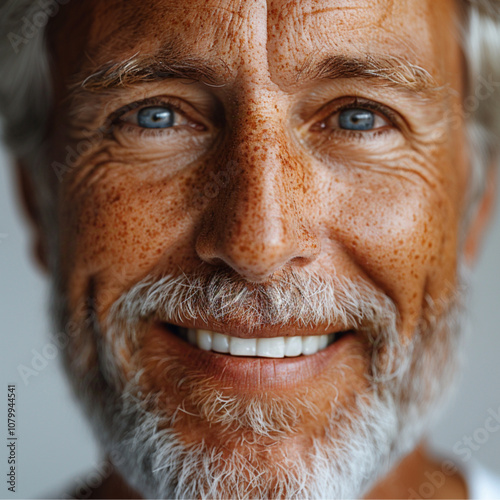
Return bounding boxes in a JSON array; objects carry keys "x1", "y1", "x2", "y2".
[
  {"x1": 58, "y1": 0, "x2": 450, "y2": 107},
  {"x1": 266, "y1": 0, "x2": 381, "y2": 37},
  {"x1": 295, "y1": 0, "x2": 397, "y2": 25},
  {"x1": 167, "y1": 3, "x2": 246, "y2": 18},
  {"x1": 264, "y1": 0, "x2": 459, "y2": 95},
  {"x1": 67, "y1": 0, "x2": 271, "y2": 93}
]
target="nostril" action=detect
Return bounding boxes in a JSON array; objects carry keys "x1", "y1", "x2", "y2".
[
  {"x1": 202, "y1": 255, "x2": 226, "y2": 267},
  {"x1": 290, "y1": 256, "x2": 312, "y2": 266},
  {"x1": 196, "y1": 231, "x2": 321, "y2": 282},
  {"x1": 195, "y1": 200, "x2": 321, "y2": 282}
]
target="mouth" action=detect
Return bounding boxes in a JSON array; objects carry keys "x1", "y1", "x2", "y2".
[
  {"x1": 150, "y1": 322, "x2": 357, "y2": 390},
  {"x1": 165, "y1": 322, "x2": 352, "y2": 358}
]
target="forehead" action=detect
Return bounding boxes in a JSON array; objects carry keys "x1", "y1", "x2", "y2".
[{"x1": 50, "y1": 0, "x2": 458, "y2": 90}]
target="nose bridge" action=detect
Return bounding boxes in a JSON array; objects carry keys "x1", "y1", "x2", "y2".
[
  {"x1": 230, "y1": 125, "x2": 289, "y2": 246},
  {"x1": 235, "y1": 107, "x2": 287, "y2": 219},
  {"x1": 195, "y1": 97, "x2": 320, "y2": 282},
  {"x1": 229, "y1": 90, "x2": 306, "y2": 224}
]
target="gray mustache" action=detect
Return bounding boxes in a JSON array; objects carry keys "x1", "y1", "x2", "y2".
[{"x1": 109, "y1": 267, "x2": 398, "y2": 334}]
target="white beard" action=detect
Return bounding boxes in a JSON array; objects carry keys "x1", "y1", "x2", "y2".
[{"x1": 51, "y1": 265, "x2": 469, "y2": 499}]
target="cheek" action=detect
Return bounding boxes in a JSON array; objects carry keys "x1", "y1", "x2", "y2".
[
  {"x1": 58, "y1": 167, "x2": 199, "y2": 312},
  {"x1": 319, "y1": 165, "x2": 460, "y2": 333}
]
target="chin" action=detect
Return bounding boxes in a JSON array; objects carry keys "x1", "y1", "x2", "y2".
[{"x1": 52, "y1": 266, "x2": 468, "y2": 499}]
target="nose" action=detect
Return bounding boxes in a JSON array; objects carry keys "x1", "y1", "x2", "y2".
[{"x1": 195, "y1": 122, "x2": 320, "y2": 283}]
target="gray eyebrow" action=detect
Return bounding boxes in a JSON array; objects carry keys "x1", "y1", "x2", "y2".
[
  {"x1": 70, "y1": 54, "x2": 229, "y2": 93},
  {"x1": 67, "y1": 48, "x2": 441, "y2": 100},
  {"x1": 295, "y1": 53, "x2": 442, "y2": 95}
]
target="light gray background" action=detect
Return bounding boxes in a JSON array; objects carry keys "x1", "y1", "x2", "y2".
[{"x1": 1, "y1": 138, "x2": 499, "y2": 498}]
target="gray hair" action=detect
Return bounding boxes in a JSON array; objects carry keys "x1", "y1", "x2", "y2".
[{"x1": 0, "y1": 0, "x2": 499, "y2": 225}]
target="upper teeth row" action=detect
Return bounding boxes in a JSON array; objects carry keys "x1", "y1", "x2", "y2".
[{"x1": 187, "y1": 329, "x2": 334, "y2": 358}]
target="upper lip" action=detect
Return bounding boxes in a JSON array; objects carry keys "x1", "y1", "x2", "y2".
[{"x1": 159, "y1": 317, "x2": 353, "y2": 339}]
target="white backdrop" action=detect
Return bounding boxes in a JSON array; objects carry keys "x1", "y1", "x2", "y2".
[{"x1": 1, "y1": 140, "x2": 500, "y2": 498}]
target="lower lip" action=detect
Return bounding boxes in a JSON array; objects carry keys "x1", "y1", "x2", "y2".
[{"x1": 150, "y1": 322, "x2": 356, "y2": 391}]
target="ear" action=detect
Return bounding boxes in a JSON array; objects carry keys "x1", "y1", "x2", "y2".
[
  {"x1": 15, "y1": 161, "x2": 49, "y2": 272},
  {"x1": 463, "y1": 163, "x2": 498, "y2": 266}
]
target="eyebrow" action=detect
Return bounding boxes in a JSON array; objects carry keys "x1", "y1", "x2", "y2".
[
  {"x1": 68, "y1": 48, "x2": 441, "y2": 99},
  {"x1": 296, "y1": 53, "x2": 441, "y2": 95},
  {"x1": 68, "y1": 50, "x2": 230, "y2": 97}
]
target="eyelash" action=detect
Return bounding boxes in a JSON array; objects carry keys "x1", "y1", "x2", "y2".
[
  {"x1": 108, "y1": 96, "x2": 206, "y2": 137},
  {"x1": 108, "y1": 96, "x2": 399, "y2": 142},
  {"x1": 311, "y1": 98, "x2": 399, "y2": 139}
]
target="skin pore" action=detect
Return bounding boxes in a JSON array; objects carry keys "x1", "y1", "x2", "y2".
[{"x1": 27, "y1": 0, "x2": 481, "y2": 497}]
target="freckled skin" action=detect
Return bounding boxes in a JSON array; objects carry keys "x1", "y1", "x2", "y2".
[{"x1": 40, "y1": 0, "x2": 473, "y2": 497}]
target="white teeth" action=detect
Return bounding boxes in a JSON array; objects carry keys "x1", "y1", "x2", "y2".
[
  {"x1": 196, "y1": 329, "x2": 213, "y2": 351},
  {"x1": 185, "y1": 329, "x2": 336, "y2": 358},
  {"x1": 230, "y1": 337, "x2": 257, "y2": 356},
  {"x1": 318, "y1": 334, "x2": 328, "y2": 350},
  {"x1": 302, "y1": 335, "x2": 319, "y2": 355},
  {"x1": 212, "y1": 332, "x2": 230, "y2": 353},
  {"x1": 285, "y1": 336, "x2": 303, "y2": 357},
  {"x1": 256, "y1": 337, "x2": 285, "y2": 358}
]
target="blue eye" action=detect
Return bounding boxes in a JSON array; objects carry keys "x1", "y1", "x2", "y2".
[
  {"x1": 137, "y1": 106, "x2": 174, "y2": 129},
  {"x1": 339, "y1": 108, "x2": 375, "y2": 131}
]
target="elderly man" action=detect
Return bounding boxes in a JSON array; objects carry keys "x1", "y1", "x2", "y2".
[{"x1": 1, "y1": 0, "x2": 500, "y2": 498}]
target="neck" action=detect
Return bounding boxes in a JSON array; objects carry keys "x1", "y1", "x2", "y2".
[
  {"x1": 76, "y1": 441, "x2": 467, "y2": 499},
  {"x1": 72, "y1": 466, "x2": 141, "y2": 499},
  {"x1": 364, "y1": 441, "x2": 467, "y2": 499}
]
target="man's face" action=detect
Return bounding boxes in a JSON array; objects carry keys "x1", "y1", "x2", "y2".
[{"x1": 45, "y1": 0, "x2": 469, "y2": 497}]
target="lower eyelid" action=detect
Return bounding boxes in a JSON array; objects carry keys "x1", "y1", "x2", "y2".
[
  {"x1": 112, "y1": 123, "x2": 194, "y2": 141},
  {"x1": 312, "y1": 126, "x2": 397, "y2": 145}
]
